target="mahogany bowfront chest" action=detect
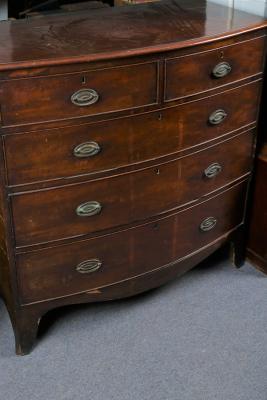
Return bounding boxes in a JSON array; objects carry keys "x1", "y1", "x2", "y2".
[{"x1": 0, "y1": 0, "x2": 266, "y2": 354}]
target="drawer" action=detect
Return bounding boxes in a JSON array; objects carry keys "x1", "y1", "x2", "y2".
[
  {"x1": 11, "y1": 131, "x2": 253, "y2": 247},
  {"x1": 165, "y1": 36, "x2": 265, "y2": 101},
  {"x1": 17, "y1": 180, "x2": 247, "y2": 304},
  {"x1": 0, "y1": 62, "x2": 158, "y2": 126},
  {"x1": 4, "y1": 80, "x2": 260, "y2": 186}
]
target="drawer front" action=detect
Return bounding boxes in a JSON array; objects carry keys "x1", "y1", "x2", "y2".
[
  {"x1": 0, "y1": 62, "x2": 158, "y2": 126},
  {"x1": 11, "y1": 131, "x2": 253, "y2": 247},
  {"x1": 165, "y1": 36, "x2": 264, "y2": 101},
  {"x1": 17, "y1": 181, "x2": 247, "y2": 304},
  {"x1": 5, "y1": 81, "x2": 260, "y2": 186}
]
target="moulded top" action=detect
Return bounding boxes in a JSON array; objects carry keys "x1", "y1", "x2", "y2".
[{"x1": 0, "y1": 0, "x2": 266, "y2": 70}]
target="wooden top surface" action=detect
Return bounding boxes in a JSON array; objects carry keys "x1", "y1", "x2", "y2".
[{"x1": 0, "y1": 0, "x2": 266, "y2": 70}]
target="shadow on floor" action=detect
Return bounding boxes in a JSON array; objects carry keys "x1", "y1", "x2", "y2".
[{"x1": 38, "y1": 244, "x2": 230, "y2": 341}]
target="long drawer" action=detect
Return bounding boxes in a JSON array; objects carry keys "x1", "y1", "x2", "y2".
[
  {"x1": 0, "y1": 62, "x2": 158, "y2": 126},
  {"x1": 17, "y1": 180, "x2": 247, "y2": 304},
  {"x1": 4, "y1": 80, "x2": 260, "y2": 186},
  {"x1": 11, "y1": 131, "x2": 253, "y2": 247},
  {"x1": 165, "y1": 35, "x2": 264, "y2": 101}
]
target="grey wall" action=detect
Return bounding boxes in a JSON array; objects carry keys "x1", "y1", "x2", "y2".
[
  {"x1": 0, "y1": 0, "x2": 8, "y2": 21},
  {"x1": 0, "y1": 0, "x2": 266, "y2": 22},
  {"x1": 211, "y1": 0, "x2": 267, "y2": 15}
]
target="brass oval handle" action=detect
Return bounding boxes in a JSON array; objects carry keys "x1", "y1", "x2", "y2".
[
  {"x1": 76, "y1": 201, "x2": 102, "y2": 217},
  {"x1": 76, "y1": 259, "x2": 102, "y2": 274},
  {"x1": 200, "y1": 217, "x2": 217, "y2": 232},
  {"x1": 209, "y1": 109, "x2": 227, "y2": 125},
  {"x1": 71, "y1": 88, "x2": 99, "y2": 107},
  {"x1": 212, "y1": 62, "x2": 232, "y2": 78},
  {"x1": 74, "y1": 141, "x2": 101, "y2": 158},
  {"x1": 204, "y1": 163, "x2": 222, "y2": 179}
]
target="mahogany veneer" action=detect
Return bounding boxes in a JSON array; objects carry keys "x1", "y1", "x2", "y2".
[
  {"x1": 18, "y1": 180, "x2": 247, "y2": 304},
  {"x1": 11, "y1": 131, "x2": 254, "y2": 248},
  {"x1": 0, "y1": 0, "x2": 266, "y2": 355},
  {"x1": 4, "y1": 81, "x2": 261, "y2": 186},
  {"x1": 164, "y1": 35, "x2": 265, "y2": 101}
]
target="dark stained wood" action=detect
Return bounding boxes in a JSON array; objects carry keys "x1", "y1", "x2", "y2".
[
  {"x1": 4, "y1": 80, "x2": 261, "y2": 186},
  {"x1": 17, "y1": 236, "x2": 228, "y2": 355},
  {"x1": 12, "y1": 308, "x2": 41, "y2": 356},
  {"x1": 247, "y1": 144, "x2": 267, "y2": 274},
  {"x1": 0, "y1": 0, "x2": 266, "y2": 71},
  {"x1": 0, "y1": 62, "x2": 159, "y2": 126},
  {"x1": 17, "y1": 180, "x2": 247, "y2": 304},
  {"x1": 0, "y1": 195, "x2": 15, "y2": 314},
  {"x1": 11, "y1": 131, "x2": 254, "y2": 247},
  {"x1": 0, "y1": 30, "x2": 262, "y2": 83},
  {"x1": 0, "y1": 0, "x2": 266, "y2": 355},
  {"x1": 165, "y1": 35, "x2": 265, "y2": 101}
]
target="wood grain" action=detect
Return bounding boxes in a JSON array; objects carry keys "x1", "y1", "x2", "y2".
[
  {"x1": 17, "y1": 180, "x2": 248, "y2": 304},
  {"x1": 0, "y1": 0, "x2": 266, "y2": 71},
  {"x1": 4, "y1": 80, "x2": 261, "y2": 186},
  {"x1": 165, "y1": 35, "x2": 265, "y2": 101},
  {"x1": 11, "y1": 131, "x2": 253, "y2": 247},
  {"x1": 0, "y1": 62, "x2": 159, "y2": 126}
]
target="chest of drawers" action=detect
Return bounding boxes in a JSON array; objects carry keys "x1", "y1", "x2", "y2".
[{"x1": 0, "y1": 0, "x2": 266, "y2": 355}]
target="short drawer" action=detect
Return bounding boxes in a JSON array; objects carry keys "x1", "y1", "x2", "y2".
[
  {"x1": 165, "y1": 35, "x2": 264, "y2": 101},
  {"x1": 11, "y1": 131, "x2": 253, "y2": 247},
  {"x1": 0, "y1": 62, "x2": 158, "y2": 126},
  {"x1": 4, "y1": 80, "x2": 260, "y2": 186},
  {"x1": 17, "y1": 180, "x2": 247, "y2": 304}
]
